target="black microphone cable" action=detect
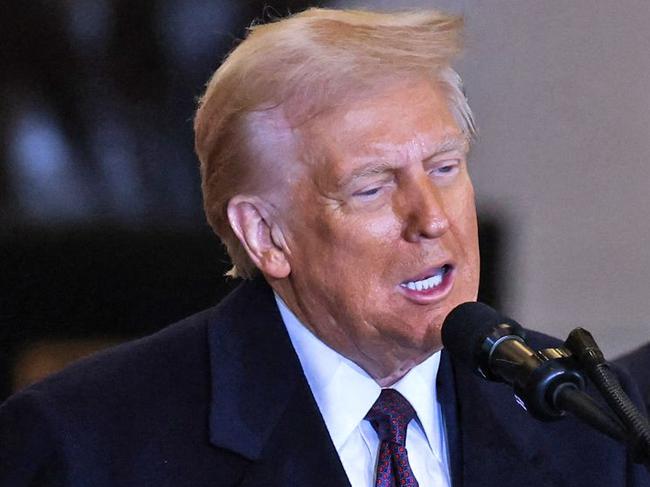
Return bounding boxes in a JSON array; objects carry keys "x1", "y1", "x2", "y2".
[{"x1": 565, "y1": 328, "x2": 650, "y2": 468}]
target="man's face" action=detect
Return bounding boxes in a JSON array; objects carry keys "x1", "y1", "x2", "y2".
[{"x1": 276, "y1": 78, "x2": 480, "y2": 382}]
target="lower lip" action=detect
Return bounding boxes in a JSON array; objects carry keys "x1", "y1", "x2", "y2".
[{"x1": 398, "y1": 268, "x2": 455, "y2": 304}]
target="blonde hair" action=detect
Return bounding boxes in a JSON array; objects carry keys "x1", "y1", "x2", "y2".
[{"x1": 194, "y1": 8, "x2": 475, "y2": 279}]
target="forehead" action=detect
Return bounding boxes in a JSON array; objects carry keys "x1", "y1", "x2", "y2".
[{"x1": 297, "y1": 78, "x2": 465, "y2": 178}]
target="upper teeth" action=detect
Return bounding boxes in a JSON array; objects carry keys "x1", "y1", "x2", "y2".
[{"x1": 402, "y1": 270, "x2": 444, "y2": 291}]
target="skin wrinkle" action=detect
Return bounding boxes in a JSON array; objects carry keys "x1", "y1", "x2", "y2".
[{"x1": 242, "y1": 77, "x2": 480, "y2": 386}]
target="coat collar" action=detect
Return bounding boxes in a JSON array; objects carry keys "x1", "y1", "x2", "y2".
[
  {"x1": 206, "y1": 277, "x2": 351, "y2": 485},
  {"x1": 207, "y1": 277, "x2": 297, "y2": 460}
]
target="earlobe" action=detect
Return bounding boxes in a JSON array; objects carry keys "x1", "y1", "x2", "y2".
[{"x1": 227, "y1": 196, "x2": 291, "y2": 279}]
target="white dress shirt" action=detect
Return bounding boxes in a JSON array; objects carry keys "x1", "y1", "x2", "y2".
[{"x1": 275, "y1": 294, "x2": 451, "y2": 487}]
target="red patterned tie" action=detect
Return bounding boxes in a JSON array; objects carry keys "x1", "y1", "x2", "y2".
[{"x1": 365, "y1": 389, "x2": 420, "y2": 487}]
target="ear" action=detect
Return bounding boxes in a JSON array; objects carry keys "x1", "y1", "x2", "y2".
[{"x1": 227, "y1": 195, "x2": 291, "y2": 279}]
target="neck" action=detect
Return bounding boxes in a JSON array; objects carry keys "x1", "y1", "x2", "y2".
[
  {"x1": 271, "y1": 276, "x2": 436, "y2": 387},
  {"x1": 361, "y1": 352, "x2": 435, "y2": 387},
  {"x1": 375, "y1": 369, "x2": 410, "y2": 387}
]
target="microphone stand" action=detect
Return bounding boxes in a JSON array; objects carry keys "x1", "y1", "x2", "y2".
[
  {"x1": 443, "y1": 301, "x2": 650, "y2": 469},
  {"x1": 491, "y1": 341, "x2": 628, "y2": 442},
  {"x1": 489, "y1": 325, "x2": 650, "y2": 470},
  {"x1": 564, "y1": 328, "x2": 650, "y2": 470}
]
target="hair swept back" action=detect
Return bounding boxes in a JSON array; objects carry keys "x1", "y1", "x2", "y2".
[{"x1": 194, "y1": 7, "x2": 475, "y2": 279}]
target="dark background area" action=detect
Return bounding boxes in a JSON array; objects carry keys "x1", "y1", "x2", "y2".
[{"x1": 0, "y1": 0, "x2": 506, "y2": 401}]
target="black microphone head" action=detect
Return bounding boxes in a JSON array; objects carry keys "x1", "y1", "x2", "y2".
[{"x1": 442, "y1": 301, "x2": 524, "y2": 379}]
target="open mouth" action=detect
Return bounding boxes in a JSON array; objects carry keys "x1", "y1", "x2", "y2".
[{"x1": 399, "y1": 264, "x2": 453, "y2": 292}]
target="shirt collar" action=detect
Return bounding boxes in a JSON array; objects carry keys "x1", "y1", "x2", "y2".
[
  {"x1": 391, "y1": 351, "x2": 442, "y2": 457},
  {"x1": 274, "y1": 293, "x2": 442, "y2": 455}
]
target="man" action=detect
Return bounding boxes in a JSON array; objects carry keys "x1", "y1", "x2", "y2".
[{"x1": 0, "y1": 8, "x2": 648, "y2": 487}]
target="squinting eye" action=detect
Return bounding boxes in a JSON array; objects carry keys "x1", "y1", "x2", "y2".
[
  {"x1": 354, "y1": 187, "x2": 381, "y2": 197},
  {"x1": 431, "y1": 161, "x2": 460, "y2": 176}
]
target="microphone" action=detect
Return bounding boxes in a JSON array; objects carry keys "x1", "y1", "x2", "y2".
[
  {"x1": 441, "y1": 302, "x2": 586, "y2": 420},
  {"x1": 442, "y1": 302, "x2": 650, "y2": 465}
]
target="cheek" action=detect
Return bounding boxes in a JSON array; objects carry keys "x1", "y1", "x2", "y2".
[
  {"x1": 351, "y1": 215, "x2": 403, "y2": 263},
  {"x1": 459, "y1": 223, "x2": 481, "y2": 299},
  {"x1": 459, "y1": 204, "x2": 479, "y2": 252},
  {"x1": 446, "y1": 184, "x2": 480, "y2": 289},
  {"x1": 344, "y1": 214, "x2": 409, "y2": 289},
  {"x1": 320, "y1": 202, "x2": 401, "y2": 249},
  {"x1": 446, "y1": 181, "x2": 478, "y2": 243}
]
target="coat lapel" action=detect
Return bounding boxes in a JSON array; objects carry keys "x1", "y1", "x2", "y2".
[
  {"x1": 441, "y1": 341, "x2": 630, "y2": 487},
  {"x1": 438, "y1": 350, "x2": 463, "y2": 486},
  {"x1": 439, "y1": 349, "x2": 550, "y2": 487},
  {"x1": 207, "y1": 277, "x2": 351, "y2": 486},
  {"x1": 446, "y1": 355, "x2": 556, "y2": 487}
]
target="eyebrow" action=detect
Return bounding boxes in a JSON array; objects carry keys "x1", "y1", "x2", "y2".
[
  {"x1": 339, "y1": 135, "x2": 469, "y2": 187},
  {"x1": 429, "y1": 136, "x2": 470, "y2": 156},
  {"x1": 341, "y1": 160, "x2": 397, "y2": 187}
]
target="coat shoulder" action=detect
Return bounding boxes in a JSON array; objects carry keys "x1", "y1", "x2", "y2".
[{"x1": 0, "y1": 284, "x2": 258, "y2": 486}]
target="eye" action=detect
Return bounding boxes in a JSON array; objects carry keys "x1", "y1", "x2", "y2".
[
  {"x1": 353, "y1": 187, "x2": 382, "y2": 198},
  {"x1": 437, "y1": 164, "x2": 456, "y2": 173},
  {"x1": 429, "y1": 159, "x2": 460, "y2": 177}
]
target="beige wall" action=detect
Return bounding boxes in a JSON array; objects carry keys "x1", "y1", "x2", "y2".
[{"x1": 330, "y1": 0, "x2": 650, "y2": 357}]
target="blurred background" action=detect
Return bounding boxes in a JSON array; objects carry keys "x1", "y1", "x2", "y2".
[{"x1": 2, "y1": 0, "x2": 649, "y2": 401}]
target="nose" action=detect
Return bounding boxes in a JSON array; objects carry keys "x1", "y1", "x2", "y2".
[{"x1": 401, "y1": 175, "x2": 450, "y2": 242}]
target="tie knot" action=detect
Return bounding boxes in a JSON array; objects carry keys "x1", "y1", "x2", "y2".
[{"x1": 365, "y1": 389, "x2": 417, "y2": 445}]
